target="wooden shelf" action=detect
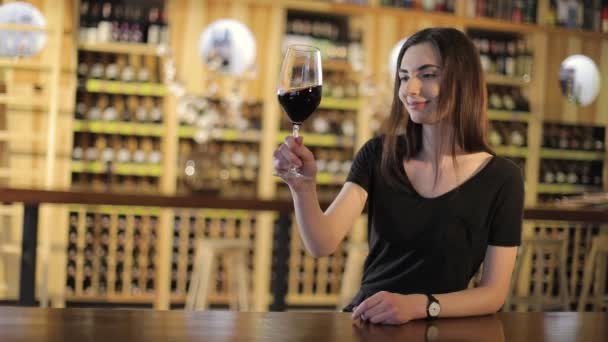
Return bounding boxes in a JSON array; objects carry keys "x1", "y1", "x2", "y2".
[
  {"x1": 540, "y1": 149, "x2": 606, "y2": 161},
  {"x1": 537, "y1": 183, "x2": 603, "y2": 194},
  {"x1": 493, "y1": 146, "x2": 528, "y2": 158},
  {"x1": 485, "y1": 73, "x2": 530, "y2": 87},
  {"x1": 67, "y1": 204, "x2": 161, "y2": 216},
  {"x1": 276, "y1": 131, "x2": 354, "y2": 147},
  {"x1": 73, "y1": 120, "x2": 163, "y2": 136},
  {"x1": 178, "y1": 127, "x2": 261, "y2": 143},
  {"x1": 319, "y1": 97, "x2": 359, "y2": 111},
  {"x1": 543, "y1": 25, "x2": 608, "y2": 40},
  {"x1": 71, "y1": 161, "x2": 162, "y2": 177},
  {"x1": 81, "y1": 79, "x2": 166, "y2": 97},
  {"x1": 78, "y1": 42, "x2": 162, "y2": 56},
  {"x1": 488, "y1": 110, "x2": 532, "y2": 122}
]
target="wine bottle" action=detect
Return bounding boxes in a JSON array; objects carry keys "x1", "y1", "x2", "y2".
[
  {"x1": 105, "y1": 55, "x2": 119, "y2": 80},
  {"x1": 87, "y1": 2, "x2": 101, "y2": 43},
  {"x1": 148, "y1": 98, "x2": 163, "y2": 123},
  {"x1": 119, "y1": 5, "x2": 132, "y2": 42},
  {"x1": 117, "y1": 137, "x2": 131, "y2": 163},
  {"x1": 148, "y1": 140, "x2": 162, "y2": 164},
  {"x1": 76, "y1": 94, "x2": 89, "y2": 120},
  {"x1": 510, "y1": 123, "x2": 526, "y2": 147},
  {"x1": 495, "y1": 40, "x2": 506, "y2": 75},
  {"x1": 129, "y1": 7, "x2": 144, "y2": 43},
  {"x1": 566, "y1": 163, "x2": 578, "y2": 184},
  {"x1": 558, "y1": 127, "x2": 570, "y2": 149},
  {"x1": 159, "y1": 7, "x2": 170, "y2": 45},
  {"x1": 111, "y1": 3, "x2": 124, "y2": 42},
  {"x1": 77, "y1": 52, "x2": 91, "y2": 79},
  {"x1": 543, "y1": 162, "x2": 555, "y2": 184},
  {"x1": 489, "y1": 122, "x2": 503, "y2": 146},
  {"x1": 554, "y1": 161, "x2": 567, "y2": 184},
  {"x1": 78, "y1": 1, "x2": 91, "y2": 43},
  {"x1": 146, "y1": 7, "x2": 161, "y2": 45},
  {"x1": 505, "y1": 40, "x2": 516, "y2": 77},
  {"x1": 133, "y1": 138, "x2": 147, "y2": 164},
  {"x1": 99, "y1": 136, "x2": 114, "y2": 163},
  {"x1": 89, "y1": 54, "x2": 106, "y2": 80},
  {"x1": 121, "y1": 55, "x2": 135, "y2": 82},
  {"x1": 97, "y1": 2, "x2": 113, "y2": 43},
  {"x1": 102, "y1": 96, "x2": 118, "y2": 121},
  {"x1": 582, "y1": 127, "x2": 594, "y2": 150}
]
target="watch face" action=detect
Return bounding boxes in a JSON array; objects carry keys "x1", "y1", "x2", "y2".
[{"x1": 429, "y1": 302, "x2": 441, "y2": 317}]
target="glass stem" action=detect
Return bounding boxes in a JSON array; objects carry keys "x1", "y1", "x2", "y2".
[{"x1": 292, "y1": 123, "x2": 300, "y2": 138}]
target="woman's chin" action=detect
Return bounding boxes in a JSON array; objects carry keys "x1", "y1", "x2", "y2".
[{"x1": 407, "y1": 111, "x2": 439, "y2": 125}]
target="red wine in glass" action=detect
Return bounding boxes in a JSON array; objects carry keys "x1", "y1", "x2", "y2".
[
  {"x1": 276, "y1": 45, "x2": 323, "y2": 179},
  {"x1": 278, "y1": 85, "x2": 322, "y2": 124}
]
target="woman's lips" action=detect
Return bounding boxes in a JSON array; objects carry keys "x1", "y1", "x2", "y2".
[{"x1": 407, "y1": 100, "x2": 428, "y2": 110}]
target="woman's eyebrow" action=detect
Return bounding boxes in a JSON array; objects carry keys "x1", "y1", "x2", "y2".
[{"x1": 398, "y1": 64, "x2": 441, "y2": 73}]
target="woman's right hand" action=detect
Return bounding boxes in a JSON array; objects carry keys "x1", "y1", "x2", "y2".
[{"x1": 273, "y1": 136, "x2": 317, "y2": 191}]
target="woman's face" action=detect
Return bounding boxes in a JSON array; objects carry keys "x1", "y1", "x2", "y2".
[{"x1": 398, "y1": 42, "x2": 442, "y2": 125}]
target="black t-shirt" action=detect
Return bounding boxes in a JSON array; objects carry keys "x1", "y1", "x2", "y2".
[{"x1": 343, "y1": 136, "x2": 524, "y2": 310}]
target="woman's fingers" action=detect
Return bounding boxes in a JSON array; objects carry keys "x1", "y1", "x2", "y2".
[{"x1": 278, "y1": 143, "x2": 302, "y2": 167}]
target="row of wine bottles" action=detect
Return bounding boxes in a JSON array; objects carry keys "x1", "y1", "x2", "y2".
[
  {"x1": 548, "y1": 0, "x2": 608, "y2": 32},
  {"x1": 73, "y1": 134, "x2": 162, "y2": 165},
  {"x1": 539, "y1": 160, "x2": 603, "y2": 186},
  {"x1": 470, "y1": 35, "x2": 534, "y2": 79},
  {"x1": 178, "y1": 100, "x2": 263, "y2": 131},
  {"x1": 72, "y1": 174, "x2": 159, "y2": 193},
  {"x1": 285, "y1": 11, "x2": 362, "y2": 62},
  {"x1": 489, "y1": 121, "x2": 527, "y2": 147},
  {"x1": 76, "y1": 93, "x2": 163, "y2": 123},
  {"x1": 280, "y1": 109, "x2": 357, "y2": 137},
  {"x1": 488, "y1": 86, "x2": 531, "y2": 112},
  {"x1": 380, "y1": 0, "x2": 456, "y2": 12},
  {"x1": 323, "y1": 72, "x2": 360, "y2": 99},
  {"x1": 543, "y1": 123, "x2": 605, "y2": 151},
  {"x1": 468, "y1": 0, "x2": 538, "y2": 23},
  {"x1": 78, "y1": 0, "x2": 169, "y2": 45},
  {"x1": 78, "y1": 52, "x2": 163, "y2": 83},
  {"x1": 179, "y1": 141, "x2": 259, "y2": 198},
  {"x1": 67, "y1": 213, "x2": 158, "y2": 295}
]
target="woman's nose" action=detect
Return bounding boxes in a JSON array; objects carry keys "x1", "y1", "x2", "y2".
[{"x1": 405, "y1": 78, "x2": 421, "y2": 95}]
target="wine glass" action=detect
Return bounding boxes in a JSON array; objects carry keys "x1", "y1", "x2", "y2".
[{"x1": 276, "y1": 45, "x2": 323, "y2": 179}]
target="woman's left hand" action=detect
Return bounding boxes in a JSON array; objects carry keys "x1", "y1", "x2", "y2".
[{"x1": 351, "y1": 291, "x2": 426, "y2": 325}]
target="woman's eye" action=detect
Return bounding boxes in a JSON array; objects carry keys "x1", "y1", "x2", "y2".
[
  {"x1": 423, "y1": 73, "x2": 436, "y2": 79},
  {"x1": 399, "y1": 75, "x2": 409, "y2": 81}
]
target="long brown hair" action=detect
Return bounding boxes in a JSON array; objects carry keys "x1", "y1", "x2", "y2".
[{"x1": 381, "y1": 27, "x2": 493, "y2": 186}]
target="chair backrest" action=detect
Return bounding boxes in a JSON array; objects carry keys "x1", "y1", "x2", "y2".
[{"x1": 506, "y1": 236, "x2": 569, "y2": 312}]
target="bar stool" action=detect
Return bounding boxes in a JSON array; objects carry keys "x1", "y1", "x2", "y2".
[
  {"x1": 504, "y1": 237, "x2": 570, "y2": 312},
  {"x1": 338, "y1": 242, "x2": 368, "y2": 309},
  {"x1": 577, "y1": 235, "x2": 608, "y2": 312},
  {"x1": 186, "y1": 239, "x2": 251, "y2": 311}
]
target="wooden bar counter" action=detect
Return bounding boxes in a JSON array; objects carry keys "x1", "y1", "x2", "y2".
[{"x1": 0, "y1": 307, "x2": 606, "y2": 341}]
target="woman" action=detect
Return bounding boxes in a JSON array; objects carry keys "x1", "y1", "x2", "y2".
[{"x1": 273, "y1": 27, "x2": 524, "y2": 325}]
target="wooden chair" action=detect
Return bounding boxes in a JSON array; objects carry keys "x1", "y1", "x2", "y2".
[
  {"x1": 0, "y1": 206, "x2": 21, "y2": 299},
  {"x1": 504, "y1": 237, "x2": 570, "y2": 312},
  {"x1": 338, "y1": 242, "x2": 368, "y2": 310},
  {"x1": 186, "y1": 239, "x2": 250, "y2": 311},
  {"x1": 577, "y1": 235, "x2": 608, "y2": 312}
]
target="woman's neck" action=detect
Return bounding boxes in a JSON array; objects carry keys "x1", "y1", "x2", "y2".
[{"x1": 418, "y1": 124, "x2": 462, "y2": 166}]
